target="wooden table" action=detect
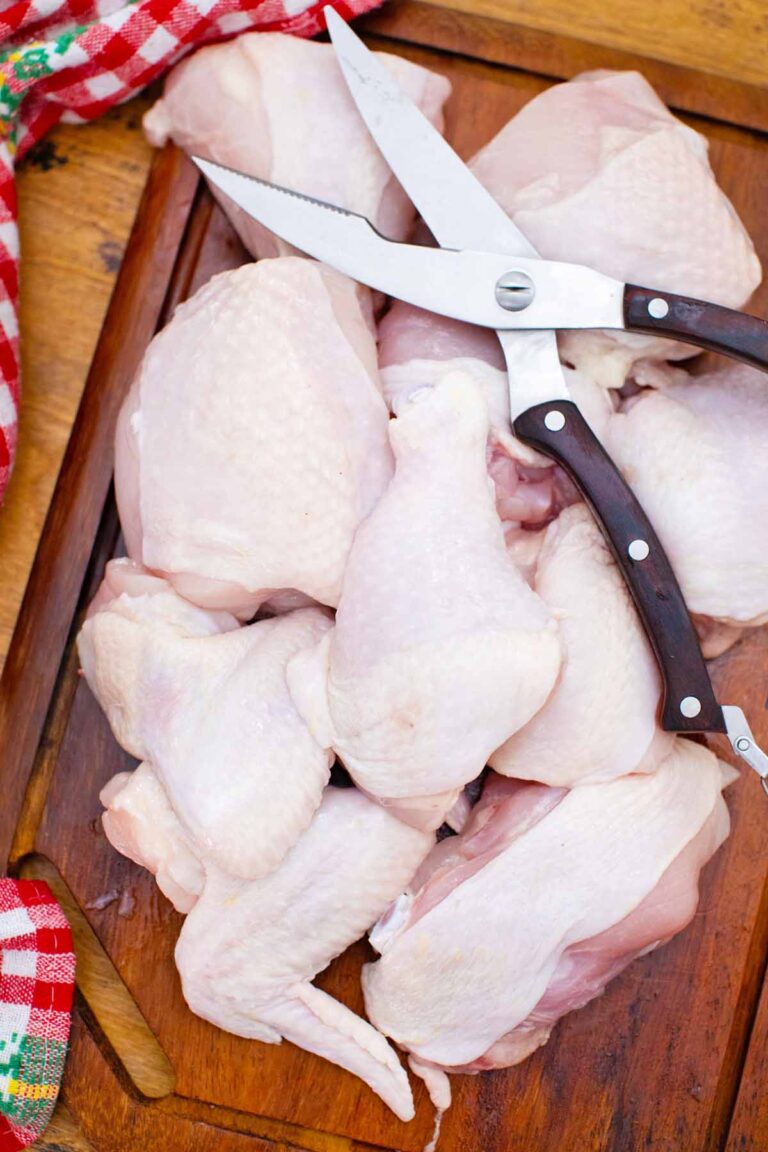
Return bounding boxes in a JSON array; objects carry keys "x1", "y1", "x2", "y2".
[{"x1": 0, "y1": 3, "x2": 765, "y2": 1149}]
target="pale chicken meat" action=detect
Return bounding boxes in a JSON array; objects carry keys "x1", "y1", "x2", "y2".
[
  {"x1": 78, "y1": 558, "x2": 240, "y2": 757},
  {"x1": 378, "y1": 299, "x2": 614, "y2": 527},
  {"x1": 176, "y1": 786, "x2": 433, "y2": 1121},
  {"x1": 144, "y1": 33, "x2": 451, "y2": 260},
  {"x1": 74, "y1": 48, "x2": 761, "y2": 1120},
  {"x1": 469, "y1": 70, "x2": 761, "y2": 387},
  {"x1": 116, "y1": 259, "x2": 392, "y2": 615},
  {"x1": 78, "y1": 560, "x2": 334, "y2": 880},
  {"x1": 287, "y1": 372, "x2": 561, "y2": 828},
  {"x1": 491, "y1": 505, "x2": 670, "y2": 786},
  {"x1": 363, "y1": 743, "x2": 732, "y2": 1110},
  {"x1": 100, "y1": 764, "x2": 205, "y2": 914},
  {"x1": 605, "y1": 364, "x2": 768, "y2": 640}
]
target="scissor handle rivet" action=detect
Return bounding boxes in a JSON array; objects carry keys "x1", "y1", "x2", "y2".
[
  {"x1": 648, "y1": 297, "x2": 669, "y2": 319},
  {"x1": 680, "y1": 696, "x2": 702, "y2": 718},
  {"x1": 628, "y1": 539, "x2": 650, "y2": 561},
  {"x1": 544, "y1": 410, "x2": 566, "y2": 432}
]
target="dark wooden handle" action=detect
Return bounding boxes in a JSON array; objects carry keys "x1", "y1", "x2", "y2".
[
  {"x1": 624, "y1": 284, "x2": 768, "y2": 370},
  {"x1": 513, "y1": 400, "x2": 726, "y2": 735}
]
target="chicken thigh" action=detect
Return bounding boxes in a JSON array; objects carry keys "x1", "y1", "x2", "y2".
[
  {"x1": 144, "y1": 32, "x2": 451, "y2": 260},
  {"x1": 176, "y1": 786, "x2": 433, "y2": 1121},
  {"x1": 490, "y1": 505, "x2": 670, "y2": 785},
  {"x1": 116, "y1": 259, "x2": 392, "y2": 615},
  {"x1": 605, "y1": 364, "x2": 768, "y2": 638},
  {"x1": 469, "y1": 70, "x2": 761, "y2": 387},
  {"x1": 78, "y1": 561, "x2": 334, "y2": 880},
  {"x1": 363, "y1": 743, "x2": 732, "y2": 1110},
  {"x1": 288, "y1": 372, "x2": 561, "y2": 828}
]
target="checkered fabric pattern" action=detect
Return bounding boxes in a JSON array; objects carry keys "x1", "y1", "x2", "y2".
[
  {"x1": 0, "y1": 0, "x2": 380, "y2": 505},
  {"x1": 0, "y1": 880, "x2": 75, "y2": 1152}
]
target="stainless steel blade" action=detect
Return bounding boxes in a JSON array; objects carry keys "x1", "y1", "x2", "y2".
[
  {"x1": 193, "y1": 158, "x2": 623, "y2": 338},
  {"x1": 324, "y1": 7, "x2": 570, "y2": 414},
  {"x1": 325, "y1": 7, "x2": 538, "y2": 259}
]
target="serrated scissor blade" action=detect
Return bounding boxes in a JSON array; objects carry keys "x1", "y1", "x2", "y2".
[
  {"x1": 192, "y1": 158, "x2": 512, "y2": 325},
  {"x1": 193, "y1": 157, "x2": 622, "y2": 348}
]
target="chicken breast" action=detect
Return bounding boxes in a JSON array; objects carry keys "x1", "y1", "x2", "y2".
[
  {"x1": 288, "y1": 372, "x2": 561, "y2": 828},
  {"x1": 490, "y1": 505, "x2": 670, "y2": 785},
  {"x1": 144, "y1": 32, "x2": 451, "y2": 260},
  {"x1": 470, "y1": 70, "x2": 761, "y2": 387},
  {"x1": 78, "y1": 562, "x2": 334, "y2": 880},
  {"x1": 116, "y1": 259, "x2": 393, "y2": 615},
  {"x1": 363, "y1": 743, "x2": 732, "y2": 1110},
  {"x1": 176, "y1": 786, "x2": 433, "y2": 1121},
  {"x1": 605, "y1": 364, "x2": 768, "y2": 632},
  {"x1": 100, "y1": 764, "x2": 205, "y2": 914}
]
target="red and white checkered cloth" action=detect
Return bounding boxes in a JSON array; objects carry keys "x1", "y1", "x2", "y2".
[
  {"x1": 0, "y1": 880, "x2": 75, "y2": 1151},
  {"x1": 0, "y1": 0, "x2": 381, "y2": 505}
]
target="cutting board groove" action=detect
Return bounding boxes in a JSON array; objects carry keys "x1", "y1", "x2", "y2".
[{"x1": 1, "y1": 7, "x2": 767, "y2": 1150}]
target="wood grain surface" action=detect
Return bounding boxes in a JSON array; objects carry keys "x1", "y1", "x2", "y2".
[
  {"x1": 0, "y1": 100, "x2": 154, "y2": 673},
  {"x1": 382, "y1": 0, "x2": 768, "y2": 86},
  {"x1": 0, "y1": 5, "x2": 766, "y2": 1152}
]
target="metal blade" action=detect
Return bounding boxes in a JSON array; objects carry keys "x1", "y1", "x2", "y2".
[
  {"x1": 325, "y1": 6, "x2": 537, "y2": 258},
  {"x1": 324, "y1": 7, "x2": 570, "y2": 414},
  {"x1": 193, "y1": 158, "x2": 624, "y2": 334}
]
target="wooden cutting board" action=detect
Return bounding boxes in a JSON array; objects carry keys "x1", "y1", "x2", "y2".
[{"x1": 1, "y1": 5, "x2": 767, "y2": 1150}]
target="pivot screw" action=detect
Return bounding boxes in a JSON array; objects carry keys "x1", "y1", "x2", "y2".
[{"x1": 495, "y1": 270, "x2": 536, "y2": 312}]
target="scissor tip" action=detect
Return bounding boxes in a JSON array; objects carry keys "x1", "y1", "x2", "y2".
[{"x1": 324, "y1": 5, "x2": 344, "y2": 29}]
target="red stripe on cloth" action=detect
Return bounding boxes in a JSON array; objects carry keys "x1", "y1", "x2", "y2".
[
  {"x1": 0, "y1": 332, "x2": 18, "y2": 387},
  {"x1": 31, "y1": 980, "x2": 73, "y2": 1013},
  {"x1": 33, "y1": 928, "x2": 74, "y2": 956},
  {"x1": 0, "y1": 1115, "x2": 26, "y2": 1152},
  {"x1": 27, "y1": 1007, "x2": 73, "y2": 1042},
  {"x1": 25, "y1": 903, "x2": 71, "y2": 933},
  {"x1": 14, "y1": 881, "x2": 53, "y2": 908},
  {"x1": 0, "y1": 431, "x2": 10, "y2": 471},
  {"x1": 0, "y1": 974, "x2": 35, "y2": 1004}
]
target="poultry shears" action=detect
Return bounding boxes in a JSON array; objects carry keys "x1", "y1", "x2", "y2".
[{"x1": 194, "y1": 7, "x2": 768, "y2": 791}]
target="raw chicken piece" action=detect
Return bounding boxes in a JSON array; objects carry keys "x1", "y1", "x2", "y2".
[
  {"x1": 78, "y1": 559, "x2": 240, "y2": 757},
  {"x1": 378, "y1": 299, "x2": 614, "y2": 526},
  {"x1": 288, "y1": 372, "x2": 561, "y2": 828},
  {"x1": 605, "y1": 364, "x2": 768, "y2": 632},
  {"x1": 469, "y1": 70, "x2": 761, "y2": 387},
  {"x1": 101, "y1": 764, "x2": 204, "y2": 914},
  {"x1": 364, "y1": 743, "x2": 733, "y2": 1109},
  {"x1": 144, "y1": 33, "x2": 451, "y2": 260},
  {"x1": 78, "y1": 564, "x2": 334, "y2": 880},
  {"x1": 491, "y1": 505, "x2": 670, "y2": 785},
  {"x1": 116, "y1": 259, "x2": 393, "y2": 614},
  {"x1": 176, "y1": 786, "x2": 433, "y2": 1121}
]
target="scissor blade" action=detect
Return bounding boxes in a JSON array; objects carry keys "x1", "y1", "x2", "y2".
[
  {"x1": 325, "y1": 6, "x2": 537, "y2": 258},
  {"x1": 194, "y1": 158, "x2": 624, "y2": 340},
  {"x1": 194, "y1": 158, "x2": 568, "y2": 329},
  {"x1": 325, "y1": 8, "x2": 569, "y2": 417}
]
